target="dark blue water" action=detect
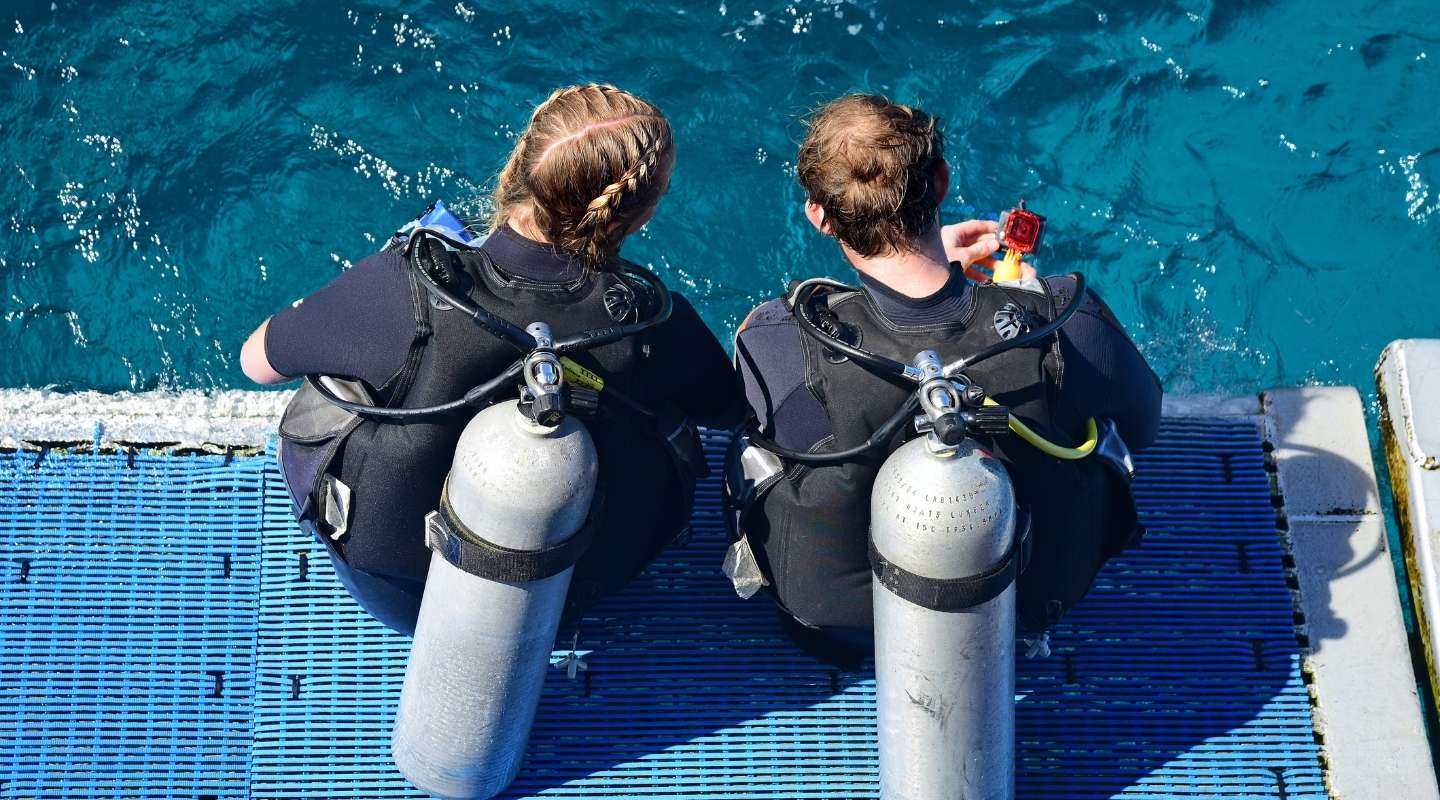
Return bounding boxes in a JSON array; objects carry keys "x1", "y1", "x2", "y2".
[{"x1": 1, "y1": 1, "x2": 1437, "y2": 396}]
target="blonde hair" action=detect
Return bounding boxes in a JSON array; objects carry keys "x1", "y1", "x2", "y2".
[
  {"x1": 796, "y1": 94, "x2": 946, "y2": 258},
  {"x1": 492, "y1": 84, "x2": 674, "y2": 268}
]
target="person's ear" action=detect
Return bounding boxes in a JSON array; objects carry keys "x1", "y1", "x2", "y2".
[
  {"x1": 934, "y1": 159, "x2": 950, "y2": 205},
  {"x1": 805, "y1": 200, "x2": 832, "y2": 235}
]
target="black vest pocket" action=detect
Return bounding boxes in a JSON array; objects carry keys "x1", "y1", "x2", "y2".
[
  {"x1": 276, "y1": 380, "x2": 367, "y2": 522},
  {"x1": 1014, "y1": 459, "x2": 1114, "y2": 632}
]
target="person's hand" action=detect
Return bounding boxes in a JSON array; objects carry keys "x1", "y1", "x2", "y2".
[
  {"x1": 965, "y1": 255, "x2": 1039, "y2": 284},
  {"x1": 941, "y1": 219, "x2": 1000, "y2": 267}
]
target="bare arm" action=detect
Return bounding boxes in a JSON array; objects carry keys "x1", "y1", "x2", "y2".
[{"x1": 239, "y1": 318, "x2": 291, "y2": 385}]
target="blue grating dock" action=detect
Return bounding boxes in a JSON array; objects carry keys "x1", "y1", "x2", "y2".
[{"x1": 0, "y1": 418, "x2": 1326, "y2": 799}]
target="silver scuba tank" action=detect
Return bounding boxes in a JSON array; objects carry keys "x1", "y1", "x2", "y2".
[
  {"x1": 392, "y1": 337, "x2": 598, "y2": 799},
  {"x1": 871, "y1": 353, "x2": 1020, "y2": 800}
]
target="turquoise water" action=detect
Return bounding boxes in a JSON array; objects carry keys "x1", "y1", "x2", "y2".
[{"x1": 1, "y1": 1, "x2": 1437, "y2": 394}]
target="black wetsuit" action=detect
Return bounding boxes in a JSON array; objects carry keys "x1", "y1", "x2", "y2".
[
  {"x1": 268, "y1": 225, "x2": 746, "y2": 632},
  {"x1": 734, "y1": 268, "x2": 1162, "y2": 662}
]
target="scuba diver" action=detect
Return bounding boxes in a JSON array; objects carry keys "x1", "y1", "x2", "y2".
[
  {"x1": 239, "y1": 83, "x2": 746, "y2": 636},
  {"x1": 728, "y1": 93, "x2": 1163, "y2": 666}
]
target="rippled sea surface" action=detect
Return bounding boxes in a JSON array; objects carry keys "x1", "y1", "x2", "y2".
[{"x1": 2, "y1": 1, "x2": 1437, "y2": 396}]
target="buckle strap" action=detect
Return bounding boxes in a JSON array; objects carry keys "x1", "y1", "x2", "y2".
[
  {"x1": 869, "y1": 508, "x2": 1032, "y2": 612},
  {"x1": 425, "y1": 486, "x2": 595, "y2": 583}
]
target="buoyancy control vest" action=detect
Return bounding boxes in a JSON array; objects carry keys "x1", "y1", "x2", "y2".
[
  {"x1": 278, "y1": 247, "x2": 701, "y2": 619},
  {"x1": 730, "y1": 279, "x2": 1141, "y2": 636}
]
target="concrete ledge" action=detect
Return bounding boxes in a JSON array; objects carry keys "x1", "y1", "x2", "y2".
[
  {"x1": 1263, "y1": 386, "x2": 1438, "y2": 800},
  {"x1": 1160, "y1": 392, "x2": 1262, "y2": 418},
  {"x1": 0, "y1": 388, "x2": 289, "y2": 449},
  {"x1": 1378, "y1": 340, "x2": 1440, "y2": 724},
  {"x1": 0, "y1": 390, "x2": 1266, "y2": 447}
]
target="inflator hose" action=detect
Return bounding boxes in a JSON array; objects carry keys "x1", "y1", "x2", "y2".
[
  {"x1": 309, "y1": 226, "x2": 674, "y2": 420},
  {"x1": 748, "y1": 272, "x2": 1099, "y2": 464},
  {"x1": 986, "y1": 398, "x2": 1098, "y2": 460},
  {"x1": 401, "y1": 227, "x2": 677, "y2": 355}
]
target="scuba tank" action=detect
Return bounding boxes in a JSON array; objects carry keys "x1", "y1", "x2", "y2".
[
  {"x1": 870, "y1": 355, "x2": 1021, "y2": 800},
  {"x1": 734, "y1": 261, "x2": 1099, "y2": 800},
  {"x1": 392, "y1": 325, "x2": 596, "y2": 799},
  {"x1": 872, "y1": 439, "x2": 1017, "y2": 797},
  {"x1": 304, "y1": 223, "x2": 678, "y2": 799}
]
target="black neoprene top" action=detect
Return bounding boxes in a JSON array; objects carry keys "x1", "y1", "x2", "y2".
[
  {"x1": 266, "y1": 224, "x2": 745, "y2": 428},
  {"x1": 735, "y1": 268, "x2": 1162, "y2": 453}
]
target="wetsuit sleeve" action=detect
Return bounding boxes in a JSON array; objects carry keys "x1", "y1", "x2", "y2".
[
  {"x1": 734, "y1": 299, "x2": 834, "y2": 452},
  {"x1": 1045, "y1": 276, "x2": 1163, "y2": 450},
  {"x1": 641, "y1": 291, "x2": 748, "y2": 428},
  {"x1": 264, "y1": 251, "x2": 418, "y2": 392}
]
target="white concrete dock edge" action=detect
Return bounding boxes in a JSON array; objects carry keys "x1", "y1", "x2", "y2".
[
  {"x1": 1264, "y1": 386, "x2": 1438, "y2": 800},
  {"x1": 0, "y1": 388, "x2": 289, "y2": 449},
  {"x1": 1378, "y1": 340, "x2": 1440, "y2": 732},
  {"x1": 0, "y1": 389, "x2": 1262, "y2": 449}
]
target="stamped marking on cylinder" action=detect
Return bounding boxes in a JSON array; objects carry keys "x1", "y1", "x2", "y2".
[{"x1": 878, "y1": 471, "x2": 1002, "y2": 536}]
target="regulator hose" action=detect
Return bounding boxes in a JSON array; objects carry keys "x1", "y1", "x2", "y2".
[
  {"x1": 746, "y1": 396, "x2": 921, "y2": 466},
  {"x1": 747, "y1": 272, "x2": 1098, "y2": 464},
  {"x1": 307, "y1": 226, "x2": 673, "y2": 420}
]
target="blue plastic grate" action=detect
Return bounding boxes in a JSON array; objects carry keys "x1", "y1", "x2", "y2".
[
  {"x1": 0, "y1": 417, "x2": 1325, "y2": 798},
  {"x1": 247, "y1": 419, "x2": 1324, "y2": 799},
  {"x1": 0, "y1": 449, "x2": 262, "y2": 799}
]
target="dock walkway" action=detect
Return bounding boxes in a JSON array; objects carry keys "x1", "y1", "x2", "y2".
[{"x1": 0, "y1": 389, "x2": 1428, "y2": 798}]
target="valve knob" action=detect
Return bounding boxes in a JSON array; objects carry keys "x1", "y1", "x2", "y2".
[
  {"x1": 568, "y1": 386, "x2": 600, "y2": 417},
  {"x1": 964, "y1": 405, "x2": 1012, "y2": 438},
  {"x1": 932, "y1": 412, "x2": 967, "y2": 447}
]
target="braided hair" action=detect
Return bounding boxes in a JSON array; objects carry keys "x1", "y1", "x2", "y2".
[{"x1": 492, "y1": 84, "x2": 674, "y2": 269}]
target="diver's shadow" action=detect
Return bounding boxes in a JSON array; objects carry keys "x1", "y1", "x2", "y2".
[{"x1": 498, "y1": 419, "x2": 1332, "y2": 799}]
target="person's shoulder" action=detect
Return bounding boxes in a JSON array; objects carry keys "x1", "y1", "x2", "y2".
[
  {"x1": 1041, "y1": 273, "x2": 1080, "y2": 301},
  {"x1": 734, "y1": 296, "x2": 803, "y2": 373},
  {"x1": 1044, "y1": 273, "x2": 1113, "y2": 315},
  {"x1": 738, "y1": 297, "x2": 796, "y2": 334},
  {"x1": 1042, "y1": 273, "x2": 1134, "y2": 339},
  {"x1": 353, "y1": 248, "x2": 408, "y2": 276}
]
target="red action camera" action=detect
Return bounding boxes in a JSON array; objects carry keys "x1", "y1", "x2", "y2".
[{"x1": 999, "y1": 201, "x2": 1046, "y2": 255}]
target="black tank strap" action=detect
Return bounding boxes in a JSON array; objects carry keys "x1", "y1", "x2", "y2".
[
  {"x1": 425, "y1": 486, "x2": 598, "y2": 583},
  {"x1": 868, "y1": 507, "x2": 1032, "y2": 612}
]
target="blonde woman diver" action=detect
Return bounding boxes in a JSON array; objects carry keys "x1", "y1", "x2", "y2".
[{"x1": 240, "y1": 85, "x2": 746, "y2": 634}]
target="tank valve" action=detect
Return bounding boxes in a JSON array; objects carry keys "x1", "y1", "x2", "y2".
[
  {"x1": 913, "y1": 351, "x2": 967, "y2": 448},
  {"x1": 521, "y1": 322, "x2": 567, "y2": 427}
]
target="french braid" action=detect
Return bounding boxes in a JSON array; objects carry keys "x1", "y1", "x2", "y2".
[
  {"x1": 491, "y1": 84, "x2": 673, "y2": 269},
  {"x1": 567, "y1": 130, "x2": 672, "y2": 265}
]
